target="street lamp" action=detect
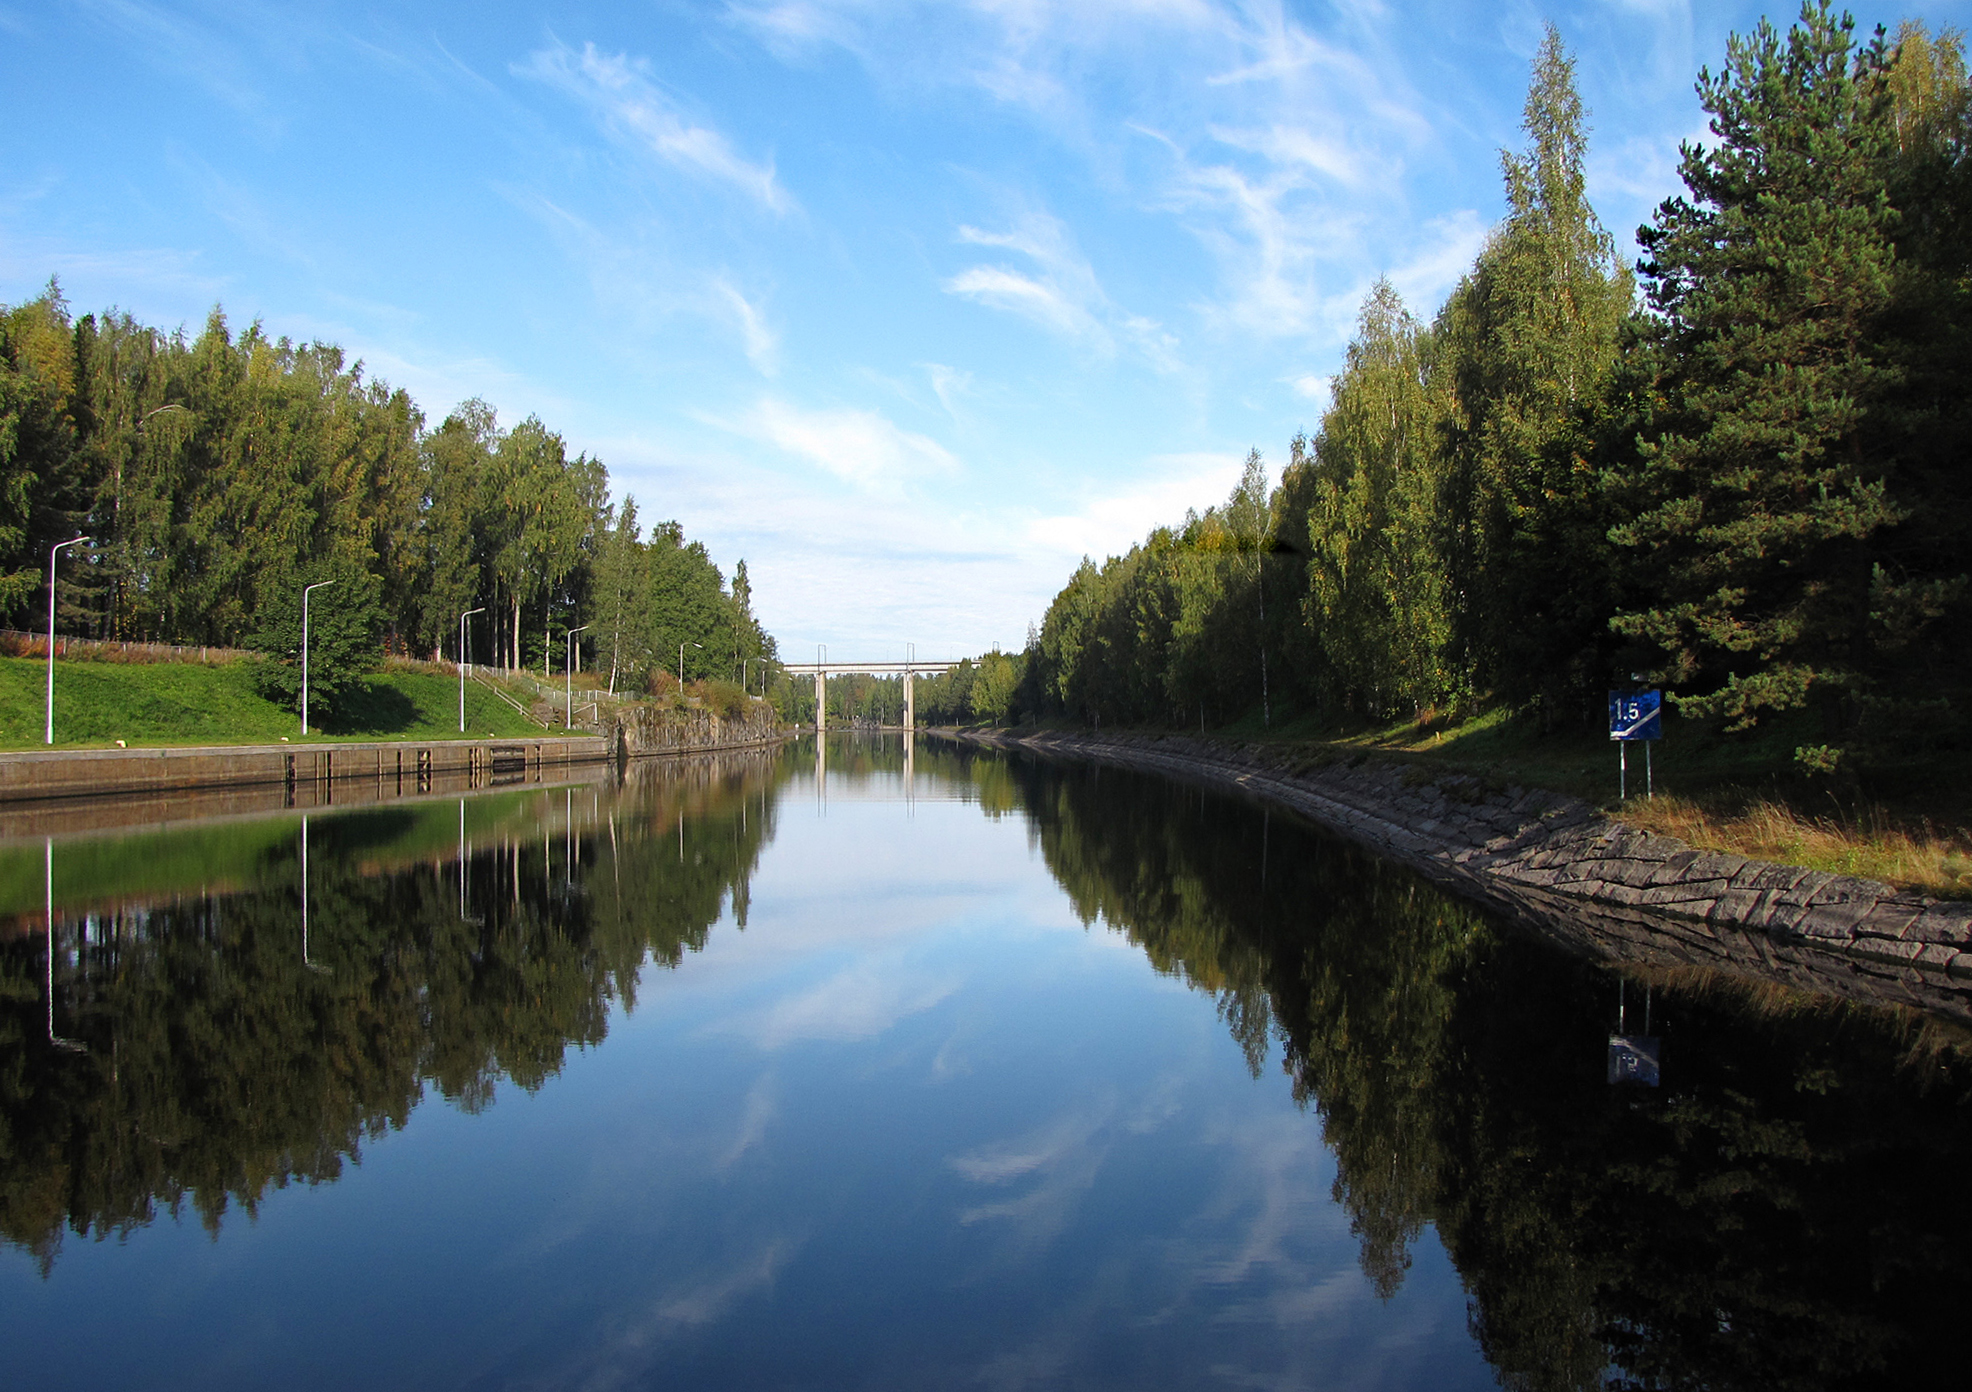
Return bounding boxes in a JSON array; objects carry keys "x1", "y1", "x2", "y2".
[
  {"x1": 301, "y1": 579, "x2": 337, "y2": 737},
  {"x1": 565, "y1": 624, "x2": 591, "y2": 730},
  {"x1": 459, "y1": 606, "x2": 486, "y2": 733},
  {"x1": 679, "y1": 640, "x2": 701, "y2": 686},
  {"x1": 45, "y1": 536, "x2": 92, "y2": 745},
  {"x1": 743, "y1": 657, "x2": 768, "y2": 697}
]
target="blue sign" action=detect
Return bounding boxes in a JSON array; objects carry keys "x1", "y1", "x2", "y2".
[{"x1": 1609, "y1": 689, "x2": 1662, "y2": 741}]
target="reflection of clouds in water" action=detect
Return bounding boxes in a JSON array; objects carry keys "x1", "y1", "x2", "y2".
[
  {"x1": 652, "y1": 1239, "x2": 797, "y2": 1326},
  {"x1": 943, "y1": 1088, "x2": 1475, "y2": 1388},
  {"x1": 720, "y1": 1072, "x2": 776, "y2": 1167},
  {"x1": 1195, "y1": 1111, "x2": 1354, "y2": 1292},
  {"x1": 541, "y1": 1237, "x2": 808, "y2": 1392},
  {"x1": 735, "y1": 962, "x2": 960, "y2": 1048},
  {"x1": 951, "y1": 1100, "x2": 1119, "y2": 1246}
]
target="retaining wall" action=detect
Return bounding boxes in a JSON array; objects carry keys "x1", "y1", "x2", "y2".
[
  {"x1": 0, "y1": 736, "x2": 611, "y2": 807},
  {"x1": 951, "y1": 729, "x2": 1972, "y2": 1024}
]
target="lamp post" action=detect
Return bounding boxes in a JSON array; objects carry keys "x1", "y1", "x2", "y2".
[
  {"x1": 459, "y1": 606, "x2": 486, "y2": 733},
  {"x1": 301, "y1": 579, "x2": 337, "y2": 737},
  {"x1": 45, "y1": 536, "x2": 92, "y2": 745},
  {"x1": 679, "y1": 640, "x2": 701, "y2": 687},
  {"x1": 743, "y1": 657, "x2": 767, "y2": 697},
  {"x1": 565, "y1": 624, "x2": 590, "y2": 729}
]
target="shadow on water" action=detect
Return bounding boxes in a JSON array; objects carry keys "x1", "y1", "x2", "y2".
[{"x1": 4, "y1": 734, "x2": 1970, "y2": 1390}]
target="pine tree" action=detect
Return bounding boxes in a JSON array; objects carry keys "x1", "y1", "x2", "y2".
[{"x1": 1612, "y1": 2, "x2": 1915, "y2": 766}]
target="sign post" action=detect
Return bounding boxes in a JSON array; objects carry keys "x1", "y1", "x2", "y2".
[{"x1": 1608, "y1": 689, "x2": 1662, "y2": 801}]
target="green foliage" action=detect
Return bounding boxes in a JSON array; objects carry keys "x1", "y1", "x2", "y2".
[
  {"x1": 245, "y1": 563, "x2": 385, "y2": 716},
  {"x1": 1020, "y1": 11, "x2": 1970, "y2": 781},
  {"x1": 1305, "y1": 281, "x2": 1453, "y2": 717},
  {"x1": 1615, "y1": 4, "x2": 1971, "y2": 768},
  {"x1": 0, "y1": 290, "x2": 778, "y2": 714},
  {"x1": 1434, "y1": 25, "x2": 1635, "y2": 713},
  {"x1": 970, "y1": 649, "x2": 1023, "y2": 724}
]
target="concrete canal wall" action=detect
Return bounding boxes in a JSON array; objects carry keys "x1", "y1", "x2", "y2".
[
  {"x1": 0, "y1": 705, "x2": 789, "y2": 815},
  {"x1": 950, "y1": 728, "x2": 1972, "y2": 1024},
  {"x1": 0, "y1": 736, "x2": 613, "y2": 806}
]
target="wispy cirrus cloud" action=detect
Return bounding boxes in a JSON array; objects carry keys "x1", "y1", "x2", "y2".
[
  {"x1": 707, "y1": 396, "x2": 961, "y2": 490},
  {"x1": 712, "y1": 277, "x2": 780, "y2": 376},
  {"x1": 519, "y1": 39, "x2": 794, "y2": 214},
  {"x1": 944, "y1": 212, "x2": 1179, "y2": 370}
]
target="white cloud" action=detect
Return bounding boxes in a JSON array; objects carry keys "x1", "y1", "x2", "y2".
[
  {"x1": 945, "y1": 264, "x2": 1095, "y2": 338},
  {"x1": 708, "y1": 397, "x2": 961, "y2": 490},
  {"x1": 1026, "y1": 451, "x2": 1247, "y2": 562},
  {"x1": 925, "y1": 363, "x2": 974, "y2": 418},
  {"x1": 944, "y1": 212, "x2": 1178, "y2": 369},
  {"x1": 520, "y1": 40, "x2": 794, "y2": 214},
  {"x1": 1387, "y1": 208, "x2": 1490, "y2": 312},
  {"x1": 712, "y1": 277, "x2": 780, "y2": 376},
  {"x1": 946, "y1": 214, "x2": 1107, "y2": 343},
  {"x1": 1287, "y1": 373, "x2": 1330, "y2": 410}
]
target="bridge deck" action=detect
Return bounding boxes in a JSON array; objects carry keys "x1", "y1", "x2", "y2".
[{"x1": 781, "y1": 661, "x2": 959, "y2": 675}]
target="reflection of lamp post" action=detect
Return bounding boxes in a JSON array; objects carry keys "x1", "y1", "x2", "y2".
[
  {"x1": 301, "y1": 579, "x2": 337, "y2": 737},
  {"x1": 565, "y1": 625, "x2": 591, "y2": 729},
  {"x1": 459, "y1": 606, "x2": 486, "y2": 733},
  {"x1": 45, "y1": 536, "x2": 92, "y2": 745},
  {"x1": 679, "y1": 640, "x2": 701, "y2": 686},
  {"x1": 45, "y1": 838, "x2": 84, "y2": 1052},
  {"x1": 299, "y1": 814, "x2": 329, "y2": 974}
]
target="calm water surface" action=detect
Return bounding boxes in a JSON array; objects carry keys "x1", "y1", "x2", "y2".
[{"x1": 3, "y1": 735, "x2": 1970, "y2": 1391}]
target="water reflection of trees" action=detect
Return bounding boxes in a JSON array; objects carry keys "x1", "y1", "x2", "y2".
[
  {"x1": 1005, "y1": 751, "x2": 1972, "y2": 1392},
  {"x1": 0, "y1": 756, "x2": 777, "y2": 1272}
]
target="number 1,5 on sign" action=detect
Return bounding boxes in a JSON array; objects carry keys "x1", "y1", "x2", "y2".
[{"x1": 1608, "y1": 690, "x2": 1662, "y2": 800}]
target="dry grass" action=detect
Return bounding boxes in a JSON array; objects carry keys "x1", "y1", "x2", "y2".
[{"x1": 1621, "y1": 794, "x2": 1972, "y2": 899}]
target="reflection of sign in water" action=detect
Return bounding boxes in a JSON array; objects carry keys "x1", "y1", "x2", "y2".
[
  {"x1": 1608, "y1": 689, "x2": 1663, "y2": 741},
  {"x1": 1609, "y1": 977, "x2": 1661, "y2": 1085},
  {"x1": 1608, "y1": 1034, "x2": 1662, "y2": 1087}
]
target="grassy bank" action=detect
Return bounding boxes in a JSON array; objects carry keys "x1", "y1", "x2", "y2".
[
  {"x1": 0, "y1": 656, "x2": 547, "y2": 750},
  {"x1": 1050, "y1": 704, "x2": 1972, "y2": 899},
  {"x1": 0, "y1": 787, "x2": 555, "y2": 920}
]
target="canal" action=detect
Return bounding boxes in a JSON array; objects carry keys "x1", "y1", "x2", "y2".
[{"x1": 2, "y1": 734, "x2": 1969, "y2": 1390}]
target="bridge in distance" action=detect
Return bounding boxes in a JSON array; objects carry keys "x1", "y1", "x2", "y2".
[{"x1": 780, "y1": 659, "x2": 959, "y2": 732}]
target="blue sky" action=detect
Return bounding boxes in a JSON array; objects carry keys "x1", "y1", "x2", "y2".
[{"x1": 5, "y1": 1, "x2": 1966, "y2": 659}]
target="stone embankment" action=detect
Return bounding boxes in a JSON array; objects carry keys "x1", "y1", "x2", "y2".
[
  {"x1": 953, "y1": 728, "x2": 1972, "y2": 1023},
  {"x1": 616, "y1": 703, "x2": 782, "y2": 756}
]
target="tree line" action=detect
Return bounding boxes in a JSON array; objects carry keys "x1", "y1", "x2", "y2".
[
  {"x1": 0, "y1": 295, "x2": 775, "y2": 710},
  {"x1": 1021, "y1": 7, "x2": 1970, "y2": 776}
]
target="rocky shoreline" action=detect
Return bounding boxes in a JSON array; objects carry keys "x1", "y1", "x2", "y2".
[{"x1": 946, "y1": 727, "x2": 1972, "y2": 1024}]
